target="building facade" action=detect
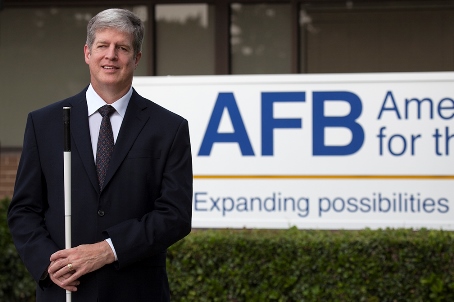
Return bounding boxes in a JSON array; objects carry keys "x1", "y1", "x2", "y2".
[{"x1": 1, "y1": 0, "x2": 454, "y2": 198}]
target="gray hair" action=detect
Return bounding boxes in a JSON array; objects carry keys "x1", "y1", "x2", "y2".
[{"x1": 86, "y1": 8, "x2": 144, "y2": 58}]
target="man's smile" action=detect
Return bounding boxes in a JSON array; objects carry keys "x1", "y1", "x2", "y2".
[{"x1": 102, "y1": 65, "x2": 119, "y2": 70}]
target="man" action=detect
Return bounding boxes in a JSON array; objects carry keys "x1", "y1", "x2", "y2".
[{"x1": 7, "y1": 8, "x2": 192, "y2": 302}]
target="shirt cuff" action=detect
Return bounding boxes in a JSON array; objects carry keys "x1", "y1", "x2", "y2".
[{"x1": 105, "y1": 238, "x2": 118, "y2": 261}]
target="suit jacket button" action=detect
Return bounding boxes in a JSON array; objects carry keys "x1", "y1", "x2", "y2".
[{"x1": 97, "y1": 210, "x2": 105, "y2": 217}]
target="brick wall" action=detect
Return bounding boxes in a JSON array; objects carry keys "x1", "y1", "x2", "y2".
[{"x1": 0, "y1": 148, "x2": 21, "y2": 199}]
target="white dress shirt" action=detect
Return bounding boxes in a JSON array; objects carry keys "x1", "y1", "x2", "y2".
[
  {"x1": 86, "y1": 84, "x2": 132, "y2": 160},
  {"x1": 86, "y1": 84, "x2": 133, "y2": 261}
]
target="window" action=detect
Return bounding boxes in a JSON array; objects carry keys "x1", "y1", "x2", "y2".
[
  {"x1": 230, "y1": 3, "x2": 292, "y2": 74},
  {"x1": 300, "y1": 2, "x2": 454, "y2": 72},
  {"x1": 155, "y1": 4, "x2": 215, "y2": 75}
]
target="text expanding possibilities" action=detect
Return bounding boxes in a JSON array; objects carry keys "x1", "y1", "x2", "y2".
[{"x1": 194, "y1": 192, "x2": 449, "y2": 218}]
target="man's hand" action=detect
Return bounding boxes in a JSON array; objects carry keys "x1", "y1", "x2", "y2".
[
  {"x1": 48, "y1": 241, "x2": 116, "y2": 290},
  {"x1": 48, "y1": 271, "x2": 80, "y2": 292}
]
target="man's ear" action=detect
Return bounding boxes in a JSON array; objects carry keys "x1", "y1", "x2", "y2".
[
  {"x1": 84, "y1": 44, "x2": 91, "y2": 64},
  {"x1": 135, "y1": 52, "x2": 142, "y2": 65}
]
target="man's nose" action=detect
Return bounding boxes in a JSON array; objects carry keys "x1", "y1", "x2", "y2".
[{"x1": 105, "y1": 45, "x2": 118, "y2": 59}]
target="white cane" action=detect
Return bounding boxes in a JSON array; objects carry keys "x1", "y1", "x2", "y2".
[{"x1": 63, "y1": 107, "x2": 72, "y2": 302}]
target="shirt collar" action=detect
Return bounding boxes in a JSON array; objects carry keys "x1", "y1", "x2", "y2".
[{"x1": 86, "y1": 84, "x2": 132, "y2": 117}]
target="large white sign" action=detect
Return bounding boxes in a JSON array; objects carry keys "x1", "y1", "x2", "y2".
[{"x1": 133, "y1": 73, "x2": 454, "y2": 230}]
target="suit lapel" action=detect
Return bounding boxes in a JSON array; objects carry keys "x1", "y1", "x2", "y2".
[
  {"x1": 68, "y1": 91, "x2": 100, "y2": 194},
  {"x1": 103, "y1": 90, "x2": 150, "y2": 189}
]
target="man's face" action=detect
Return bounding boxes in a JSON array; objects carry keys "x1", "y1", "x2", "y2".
[{"x1": 84, "y1": 28, "x2": 141, "y2": 92}]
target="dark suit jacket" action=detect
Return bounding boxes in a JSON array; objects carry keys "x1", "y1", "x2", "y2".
[{"x1": 7, "y1": 87, "x2": 193, "y2": 302}]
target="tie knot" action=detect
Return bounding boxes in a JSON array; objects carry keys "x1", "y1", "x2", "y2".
[{"x1": 98, "y1": 105, "x2": 116, "y2": 118}]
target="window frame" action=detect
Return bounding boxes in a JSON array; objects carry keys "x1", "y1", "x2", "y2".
[{"x1": 3, "y1": 0, "x2": 454, "y2": 75}]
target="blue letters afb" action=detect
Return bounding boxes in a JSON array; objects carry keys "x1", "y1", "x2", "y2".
[{"x1": 198, "y1": 91, "x2": 364, "y2": 156}]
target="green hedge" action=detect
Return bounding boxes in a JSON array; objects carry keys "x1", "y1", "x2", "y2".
[
  {"x1": 0, "y1": 198, "x2": 35, "y2": 301},
  {"x1": 2, "y1": 197, "x2": 454, "y2": 301},
  {"x1": 167, "y1": 228, "x2": 454, "y2": 301}
]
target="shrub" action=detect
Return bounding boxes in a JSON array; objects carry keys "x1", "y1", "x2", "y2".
[
  {"x1": 0, "y1": 198, "x2": 35, "y2": 301},
  {"x1": 167, "y1": 228, "x2": 454, "y2": 301}
]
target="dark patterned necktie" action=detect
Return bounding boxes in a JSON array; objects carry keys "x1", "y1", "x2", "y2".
[{"x1": 96, "y1": 105, "x2": 116, "y2": 190}]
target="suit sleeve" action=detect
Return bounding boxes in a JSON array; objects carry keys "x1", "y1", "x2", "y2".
[
  {"x1": 103, "y1": 118, "x2": 193, "y2": 268},
  {"x1": 7, "y1": 113, "x2": 60, "y2": 285}
]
